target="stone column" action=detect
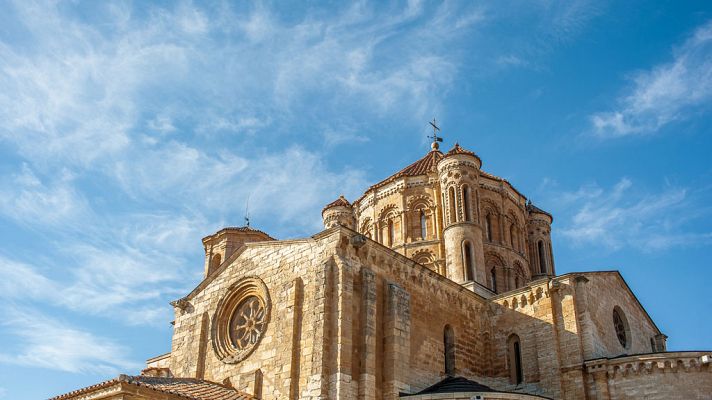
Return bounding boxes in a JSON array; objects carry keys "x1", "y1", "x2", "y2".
[
  {"x1": 384, "y1": 283, "x2": 411, "y2": 400},
  {"x1": 359, "y1": 268, "x2": 377, "y2": 400},
  {"x1": 287, "y1": 278, "x2": 303, "y2": 399},
  {"x1": 331, "y1": 257, "x2": 354, "y2": 398},
  {"x1": 591, "y1": 368, "x2": 610, "y2": 400}
]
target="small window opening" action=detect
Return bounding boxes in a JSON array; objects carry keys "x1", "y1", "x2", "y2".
[
  {"x1": 463, "y1": 241, "x2": 474, "y2": 281},
  {"x1": 508, "y1": 334, "x2": 523, "y2": 385},
  {"x1": 490, "y1": 268, "x2": 497, "y2": 293},
  {"x1": 448, "y1": 187, "x2": 457, "y2": 224},
  {"x1": 463, "y1": 185, "x2": 472, "y2": 222},
  {"x1": 444, "y1": 325, "x2": 455, "y2": 375},
  {"x1": 486, "y1": 214, "x2": 493, "y2": 242},
  {"x1": 420, "y1": 210, "x2": 427, "y2": 239},
  {"x1": 538, "y1": 241, "x2": 547, "y2": 274}
]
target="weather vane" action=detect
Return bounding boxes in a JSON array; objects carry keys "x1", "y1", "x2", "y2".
[
  {"x1": 244, "y1": 194, "x2": 251, "y2": 228},
  {"x1": 428, "y1": 118, "x2": 443, "y2": 150}
]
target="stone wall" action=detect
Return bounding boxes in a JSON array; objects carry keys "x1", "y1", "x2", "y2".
[
  {"x1": 584, "y1": 352, "x2": 712, "y2": 399},
  {"x1": 489, "y1": 272, "x2": 667, "y2": 400},
  {"x1": 169, "y1": 232, "x2": 342, "y2": 399},
  {"x1": 167, "y1": 226, "x2": 696, "y2": 400},
  {"x1": 574, "y1": 272, "x2": 661, "y2": 360},
  {"x1": 490, "y1": 280, "x2": 561, "y2": 399},
  {"x1": 333, "y1": 227, "x2": 494, "y2": 399}
]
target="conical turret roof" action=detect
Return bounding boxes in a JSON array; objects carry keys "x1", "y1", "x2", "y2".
[{"x1": 322, "y1": 195, "x2": 351, "y2": 212}]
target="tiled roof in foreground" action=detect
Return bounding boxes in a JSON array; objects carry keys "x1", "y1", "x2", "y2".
[{"x1": 50, "y1": 375, "x2": 255, "y2": 400}]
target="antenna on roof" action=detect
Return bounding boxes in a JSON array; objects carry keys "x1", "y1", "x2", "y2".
[
  {"x1": 428, "y1": 118, "x2": 443, "y2": 150},
  {"x1": 244, "y1": 194, "x2": 251, "y2": 228}
]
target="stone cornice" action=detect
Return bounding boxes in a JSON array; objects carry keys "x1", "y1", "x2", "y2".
[{"x1": 584, "y1": 351, "x2": 712, "y2": 377}]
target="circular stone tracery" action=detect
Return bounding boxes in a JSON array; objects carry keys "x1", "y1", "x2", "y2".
[
  {"x1": 229, "y1": 296, "x2": 266, "y2": 349},
  {"x1": 212, "y1": 277, "x2": 270, "y2": 363}
]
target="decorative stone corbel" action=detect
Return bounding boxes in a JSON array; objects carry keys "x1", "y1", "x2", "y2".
[
  {"x1": 350, "y1": 233, "x2": 367, "y2": 248},
  {"x1": 547, "y1": 278, "x2": 561, "y2": 292}
]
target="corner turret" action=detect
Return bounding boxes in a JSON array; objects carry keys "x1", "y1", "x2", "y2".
[
  {"x1": 322, "y1": 195, "x2": 356, "y2": 229},
  {"x1": 437, "y1": 143, "x2": 486, "y2": 286},
  {"x1": 526, "y1": 202, "x2": 555, "y2": 277}
]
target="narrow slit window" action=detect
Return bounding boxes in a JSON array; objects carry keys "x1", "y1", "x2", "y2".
[{"x1": 538, "y1": 241, "x2": 546, "y2": 274}]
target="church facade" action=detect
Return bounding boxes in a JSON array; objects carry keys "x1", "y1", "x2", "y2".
[{"x1": 53, "y1": 141, "x2": 712, "y2": 400}]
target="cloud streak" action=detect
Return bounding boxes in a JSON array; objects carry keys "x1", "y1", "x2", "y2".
[
  {"x1": 555, "y1": 178, "x2": 712, "y2": 251},
  {"x1": 0, "y1": 308, "x2": 140, "y2": 374},
  {"x1": 590, "y1": 19, "x2": 712, "y2": 137}
]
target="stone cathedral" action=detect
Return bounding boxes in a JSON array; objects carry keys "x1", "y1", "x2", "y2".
[{"x1": 53, "y1": 138, "x2": 711, "y2": 400}]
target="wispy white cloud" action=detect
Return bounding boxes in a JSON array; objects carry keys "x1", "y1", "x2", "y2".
[
  {"x1": 590, "y1": 19, "x2": 712, "y2": 137},
  {"x1": 554, "y1": 178, "x2": 712, "y2": 251},
  {"x1": 0, "y1": 164, "x2": 91, "y2": 228},
  {"x1": 0, "y1": 257, "x2": 56, "y2": 301},
  {"x1": 0, "y1": 308, "x2": 139, "y2": 374}
]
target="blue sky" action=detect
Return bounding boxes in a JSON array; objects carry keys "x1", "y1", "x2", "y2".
[{"x1": 0, "y1": 1, "x2": 711, "y2": 398}]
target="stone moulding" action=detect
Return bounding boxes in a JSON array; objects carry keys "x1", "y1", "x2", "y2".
[{"x1": 211, "y1": 276, "x2": 271, "y2": 364}]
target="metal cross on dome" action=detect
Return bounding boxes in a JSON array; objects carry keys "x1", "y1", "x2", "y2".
[{"x1": 428, "y1": 118, "x2": 444, "y2": 148}]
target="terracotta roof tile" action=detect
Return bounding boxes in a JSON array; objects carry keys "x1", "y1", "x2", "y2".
[
  {"x1": 50, "y1": 375, "x2": 255, "y2": 400},
  {"x1": 367, "y1": 149, "x2": 443, "y2": 192},
  {"x1": 444, "y1": 142, "x2": 477, "y2": 157},
  {"x1": 323, "y1": 195, "x2": 351, "y2": 212},
  {"x1": 527, "y1": 202, "x2": 553, "y2": 220},
  {"x1": 202, "y1": 226, "x2": 275, "y2": 242}
]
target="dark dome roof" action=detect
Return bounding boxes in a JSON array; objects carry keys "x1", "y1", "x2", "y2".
[{"x1": 403, "y1": 376, "x2": 494, "y2": 396}]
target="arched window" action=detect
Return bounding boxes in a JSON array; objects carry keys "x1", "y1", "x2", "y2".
[
  {"x1": 650, "y1": 337, "x2": 656, "y2": 352},
  {"x1": 420, "y1": 210, "x2": 427, "y2": 239},
  {"x1": 485, "y1": 214, "x2": 493, "y2": 242},
  {"x1": 514, "y1": 275, "x2": 519, "y2": 289},
  {"x1": 448, "y1": 186, "x2": 457, "y2": 224},
  {"x1": 507, "y1": 334, "x2": 523, "y2": 385},
  {"x1": 510, "y1": 224, "x2": 517, "y2": 250},
  {"x1": 388, "y1": 219, "x2": 395, "y2": 246},
  {"x1": 490, "y1": 268, "x2": 497, "y2": 293},
  {"x1": 538, "y1": 241, "x2": 547, "y2": 274},
  {"x1": 462, "y1": 185, "x2": 472, "y2": 222},
  {"x1": 462, "y1": 241, "x2": 474, "y2": 281},
  {"x1": 444, "y1": 325, "x2": 455, "y2": 375}
]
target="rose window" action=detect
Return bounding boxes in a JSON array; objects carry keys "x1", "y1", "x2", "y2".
[
  {"x1": 229, "y1": 296, "x2": 266, "y2": 349},
  {"x1": 612, "y1": 306, "x2": 629, "y2": 349},
  {"x1": 212, "y1": 277, "x2": 271, "y2": 363}
]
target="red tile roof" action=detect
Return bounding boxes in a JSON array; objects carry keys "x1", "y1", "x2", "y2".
[
  {"x1": 202, "y1": 226, "x2": 275, "y2": 242},
  {"x1": 527, "y1": 202, "x2": 553, "y2": 220},
  {"x1": 366, "y1": 149, "x2": 444, "y2": 192},
  {"x1": 323, "y1": 195, "x2": 351, "y2": 212},
  {"x1": 50, "y1": 375, "x2": 255, "y2": 400},
  {"x1": 445, "y1": 142, "x2": 477, "y2": 157}
]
